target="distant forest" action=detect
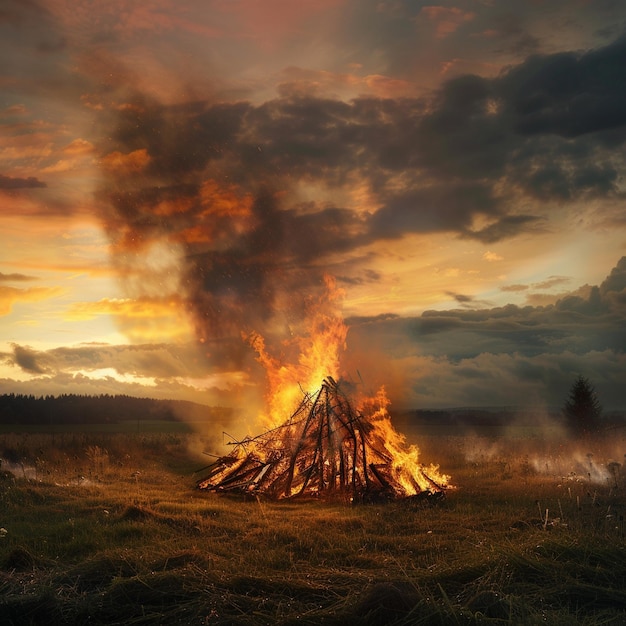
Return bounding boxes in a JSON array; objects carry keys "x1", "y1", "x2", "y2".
[{"x1": 0, "y1": 394, "x2": 229, "y2": 426}]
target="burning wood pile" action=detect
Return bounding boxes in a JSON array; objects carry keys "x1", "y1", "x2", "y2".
[{"x1": 197, "y1": 377, "x2": 448, "y2": 502}]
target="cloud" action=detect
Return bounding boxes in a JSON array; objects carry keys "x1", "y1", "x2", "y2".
[
  {"x1": 0, "y1": 104, "x2": 28, "y2": 117},
  {"x1": 62, "y1": 138, "x2": 95, "y2": 155},
  {"x1": 532, "y1": 276, "x2": 571, "y2": 290},
  {"x1": 499, "y1": 276, "x2": 575, "y2": 300},
  {"x1": 0, "y1": 175, "x2": 47, "y2": 189},
  {"x1": 500, "y1": 35, "x2": 626, "y2": 138},
  {"x1": 344, "y1": 257, "x2": 626, "y2": 406},
  {"x1": 65, "y1": 297, "x2": 184, "y2": 321},
  {"x1": 100, "y1": 149, "x2": 151, "y2": 173},
  {"x1": 445, "y1": 292, "x2": 474, "y2": 304},
  {"x1": 0, "y1": 272, "x2": 38, "y2": 282},
  {"x1": 0, "y1": 285, "x2": 64, "y2": 316},
  {"x1": 406, "y1": 349, "x2": 626, "y2": 410},
  {"x1": 415, "y1": 261, "x2": 625, "y2": 357},
  {"x1": 500, "y1": 284, "x2": 528, "y2": 293},
  {"x1": 418, "y1": 6, "x2": 476, "y2": 39},
  {"x1": 483, "y1": 251, "x2": 503, "y2": 262},
  {"x1": 0, "y1": 341, "x2": 256, "y2": 408},
  {"x1": 600, "y1": 255, "x2": 626, "y2": 296},
  {"x1": 2, "y1": 341, "x2": 189, "y2": 380},
  {"x1": 86, "y1": 34, "x2": 626, "y2": 387},
  {"x1": 7, "y1": 344, "x2": 51, "y2": 375}
]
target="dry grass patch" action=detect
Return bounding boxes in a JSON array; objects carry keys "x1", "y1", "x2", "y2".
[{"x1": 0, "y1": 431, "x2": 625, "y2": 624}]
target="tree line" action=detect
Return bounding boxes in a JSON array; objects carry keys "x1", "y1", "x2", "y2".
[
  {"x1": 0, "y1": 394, "x2": 217, "y2": 425},
  {"x1": 0, "y1": 377, "x2": 617, "y2": 436}
]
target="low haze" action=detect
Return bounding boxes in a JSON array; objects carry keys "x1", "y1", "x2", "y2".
[{"x1": 1, "y1": 0, "x2": 625, "y2": 417}]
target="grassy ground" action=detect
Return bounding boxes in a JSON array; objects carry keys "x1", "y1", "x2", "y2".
[{"x1": 1, "y1": 428, "x2": 625, "y2": 625}]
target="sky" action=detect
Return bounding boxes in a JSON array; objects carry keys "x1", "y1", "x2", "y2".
[{"x1": 1, "y1": 0, "x2": 626, "y2": 420}]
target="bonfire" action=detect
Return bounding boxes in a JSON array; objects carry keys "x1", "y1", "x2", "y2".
[{"x1": 197, "y1": 377, "x2": 449, "y2": 502}]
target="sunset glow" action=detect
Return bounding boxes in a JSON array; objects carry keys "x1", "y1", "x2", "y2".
[{"x1": 1, "y1": 0, "x2": 625, "y2": 418}]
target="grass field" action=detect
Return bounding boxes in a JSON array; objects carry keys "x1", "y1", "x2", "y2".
[{"x1": 1, "y1": 427, "x2": 625, "y2": 625}]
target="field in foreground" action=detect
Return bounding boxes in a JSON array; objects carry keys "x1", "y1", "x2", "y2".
[{"x1": 1, "y1": 429, "x2": 626, "y2": 625}]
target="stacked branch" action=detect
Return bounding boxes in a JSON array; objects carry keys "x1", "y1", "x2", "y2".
[{"x1": 196, "y1": 377, "x2": 446, "y2": 501}]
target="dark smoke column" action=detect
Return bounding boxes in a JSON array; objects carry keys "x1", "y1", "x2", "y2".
[{"x1": 96, "y1": 93, "x2": 340, "y2": 375}]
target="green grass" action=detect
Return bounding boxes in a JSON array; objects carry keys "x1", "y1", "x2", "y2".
[{"x1": 1, "y1": 430, "x2": 625, "y2": 624}]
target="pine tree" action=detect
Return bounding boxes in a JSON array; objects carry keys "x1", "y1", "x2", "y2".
[{"x1": 563, "y1": 376, "x2": 602, "y2": 438}]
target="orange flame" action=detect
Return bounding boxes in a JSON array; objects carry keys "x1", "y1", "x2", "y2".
[
  {"x1": 247, "y1": 274, "x2": 347, "y2": 426},
  {"x1": 360, "y1": 386, "x2": 451, "y2": 494},
  {"x1": 239, "y1": 274, "x2": 451, "y2": 496}
]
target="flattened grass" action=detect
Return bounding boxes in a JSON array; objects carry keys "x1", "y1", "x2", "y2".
[{"x1": 0, "y1": 431, "x2": 625, "y2": 624}]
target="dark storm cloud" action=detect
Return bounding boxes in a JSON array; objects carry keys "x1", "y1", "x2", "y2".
[
  {"x1": 0, "y1": 0, "x2": 72, "y2": 95},
  {"x1": 97, "y1": 35, "x2": 626, "y2": 354},
  {"x1": 369, "y1": 181, "x2": 499, "y2": 239},
  {"x1": 99, "y1": 95, "x2": 371, "y2": 346},
  {"x1": 339, "y1": 0, "x2": 623, "y2": 81},
  {"x1": 0, "y1": 174, "x2": 47, "y2": 189},
  {"x1": 102, "y1": 32, "x2": 626, "y2": 235},
  {"x1": 600, "y1": 256, "x2": 626, "y2": 296},
  {"x1": 344, "y1": 258, "x2": 626, "y2": 408},
  {"x1": 409, "y1": 257, "x2": 626, "y2": 360},
  {"x1": 468, "y1": 215, "x2": 547, "y2": 244},
  {"x1": 111, "y1": 99, "x2": 252, "y2": 178},
  {"x1": 500, "y1": 36, "x2": 626, "y2": 138},
  {"x1": 252, "y1": 35, "x2": 626, "y2": 235},
  {"x1": 409, "y1": 52, "x2": 625, "y2": 205},
  {"x1": 488, "y1": 12, "x2": 541, "y2": 57}
]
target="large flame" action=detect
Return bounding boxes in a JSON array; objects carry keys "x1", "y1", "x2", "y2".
[
  {"x1": 198, "y1": 377, "x2": 451, "y2": 499},
  {"x1": 202, "y1": 275, "x2": 452, "y2": 500},
  {"x1": 246, "y1": 274, "x2": 348, "y2": 426}
]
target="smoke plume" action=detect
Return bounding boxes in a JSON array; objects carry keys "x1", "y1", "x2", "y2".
[{"x1": 97, "y1": 92, "x2": 349, "y2": 397}]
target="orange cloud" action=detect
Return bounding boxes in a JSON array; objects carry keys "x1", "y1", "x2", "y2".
[
  {"x1": 199, "y1": 179, "x2": 254, "y2": 218},
  {"x1": 439, "y1": 57, "x2": 502, "y2": 78},
  {"x1": 0, "y1": 104, "x2": 28, "y2": 117},
  {"x1": 66, "y1": 296, "x2": 185, "y2": 321},
  {"x1": 47, "y1": 1, "x2": 221, "y2": 39},
  {"x1": 483, "y1": 251, "x2": 503, "y2": 262},
  {"x1": 0, "y1": 286, "x2": 64, "y2": 316},
  {"x1": 171, "y1": 179, "x2": 254, "y2": 244},
  {"x1": 100, "y1": 149, "x2": 151, "y2": 173},
  {"x1": 63, "y1": 138, "x2": 96, "y2": 155},
  {"x1": 278, "y1": 66, "x2": 416, "y2": 99},
  {"x1": 153, "y1": 196, "x2": 196, "y2": 217},
  {"x1": 0, "y1": 143, "x2": 53, "y2": 162},
  {"x1": 363, "y1": 74, "x2": 416, "y2": 98},
  {"x1": 420, "y1": 6, "x2": 475, "y2": 38}
]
